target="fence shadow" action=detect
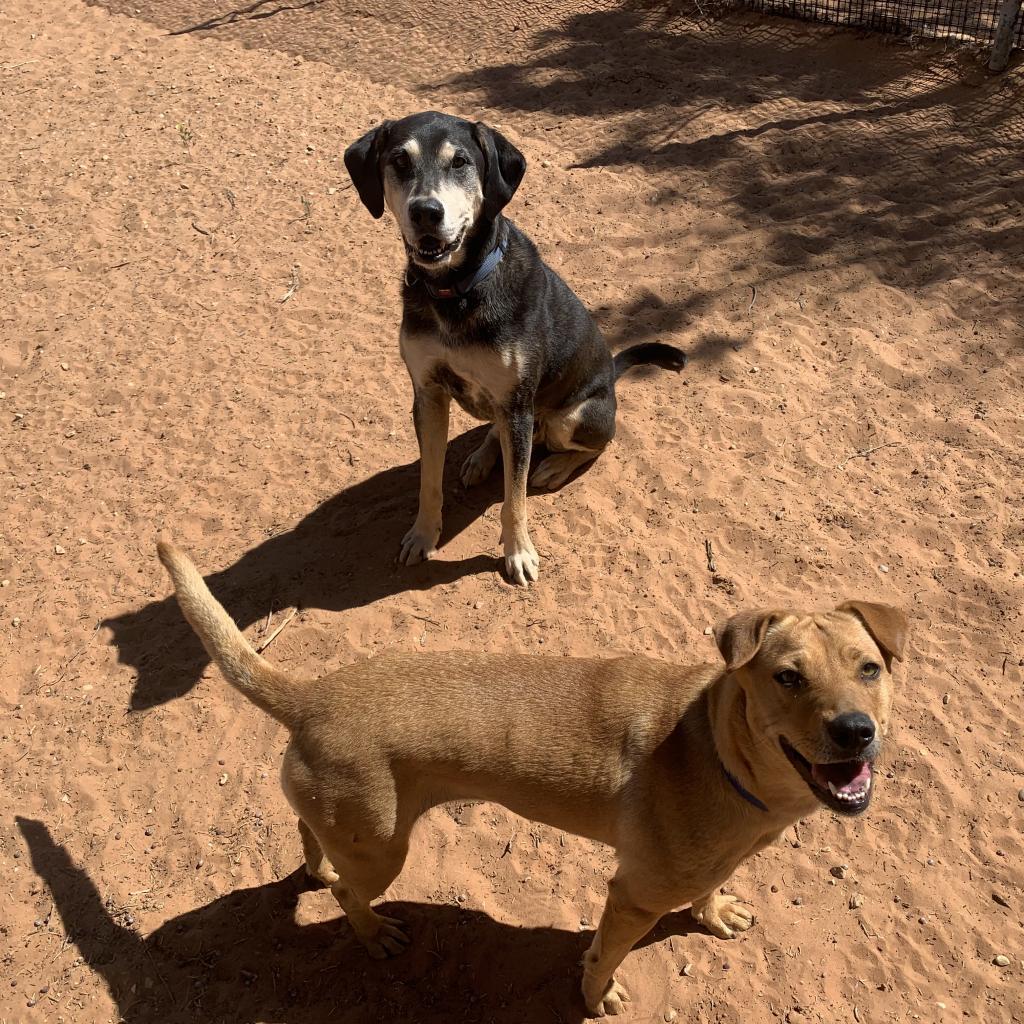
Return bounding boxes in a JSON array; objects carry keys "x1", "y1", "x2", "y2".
[{"x1": 17, "y1": 816, "x2": 703, "y2": 1024}]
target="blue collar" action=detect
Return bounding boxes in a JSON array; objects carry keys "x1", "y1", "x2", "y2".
[
  {"x1": 722, "y1": 766, "x2": 769, "y2": 813},
  {"x1": 408, "y1": 241, "x2": 506, "y2": 300}
]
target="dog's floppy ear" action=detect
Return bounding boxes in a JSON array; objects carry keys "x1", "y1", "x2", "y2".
[
  {"x1": 473, "y1": 122, "x2": 526, "y2": 220},
  {"x1": 344, "y1": 121, "x2": 392, "y2": 219},
  {"x1": 836, "y1": 601, "x2": 908, "y2": 670},
  {"x1": 714, "y1": 609, "x2": 784, "y2": 672}
]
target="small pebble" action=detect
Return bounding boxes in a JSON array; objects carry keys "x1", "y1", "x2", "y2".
[
  {"x1": 792, "y1": 896, "x2": 803, "y2": 906},
  {"x1": 770, "y1": 884, "x2": 779, "y2": 893},
  {"x1": 218, "y1": 773, "x2": 229, "y2": 786},
  {"x1": 927, "y1": 858, "x2": 936, "y2": 866},
  {"x1": 994, "y1": 954, "x2": 1010, "y2": 967},
  {"x1": 1, "y1": 579, "x2": 8, "y2": 587},
  {"x1": 474, "y1": 600, "x2": 484, "y2": 610},
  {"x1": 849, "y1": 893, "x2": 864, "y2": 909},
  {"x1": 721, "y1": 961, "x2": 731, "y2": 971},
  {"x1": 680, "y1": 963, "x2": 694, "y2": 977},
  {"x1": 1018, "y1": 788, "x2": 1024, "y2": 802},
  {"x1": 918, "y1": 916, "x2": 927, "y2": 925},
  {"x1": 878, "y1": 564, "x2": 889, "y2": 573},
  {"x1": 54, "y1": 545, "x2": 66, "y2": 555},
  {"x1": 60, "y1": 362, "x2": 69, "y2": 371},
  {"x1": 664, "y1": 1010, "x2": 678, "y2": 1023},
  {"x1": 195, "y1": 859, "x2": 204, "y2": 869},
  {"x1": 993, "y1": 893, "x2": 1010, "y2": 908},
  {"x1": 830, "y1": 864, "x2": 849, "y2": 879},
  {"x1": 703, "y1": 626, "x2": 713, "y2": 635},
  {"x1": 144, "y1": 828, "x2": 153, "y2": 837},
  {"x1": 12, "y1": 618, "x2": 20, "y2": 627},
  {"x1": 942, "y1": 693, "x2": 950, "y2": 705}
]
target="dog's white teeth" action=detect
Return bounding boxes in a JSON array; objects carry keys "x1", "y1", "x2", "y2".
[{"x1": 828, "y1": 781, "x2": 840, "y2": 796}]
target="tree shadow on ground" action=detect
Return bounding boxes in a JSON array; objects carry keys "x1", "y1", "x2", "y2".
[{"x1": 18, "y1": 817, "x2": 703, "y2": 1024}]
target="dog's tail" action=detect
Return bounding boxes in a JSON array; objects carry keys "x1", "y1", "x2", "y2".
[
  {"x1": 157, "y1": 540, "x2": 303, "y2": 728},
  {"x1": 613, "y1": 342, "x2": 687, "y2": 380}
]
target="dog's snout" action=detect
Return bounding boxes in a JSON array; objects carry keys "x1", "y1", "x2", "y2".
[
  {"x1": 409, "y1": 197, "x2": 444, "y2": 228},
  {"x1": 826, "y1": 712, "x2": 876, "y2": 754}
]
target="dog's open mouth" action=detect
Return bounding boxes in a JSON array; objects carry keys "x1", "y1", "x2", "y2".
[
  {"x1": 780, "y1": 736, "x2": 874, "y2": 816},
  {"x1": 409, "y1": 232, "x2": 463, "y2": 264}
]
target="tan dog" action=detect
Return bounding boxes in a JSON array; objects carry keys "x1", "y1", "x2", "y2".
[{"x1": 157, "y1": 541, "x2": 907, "y2": 1017}]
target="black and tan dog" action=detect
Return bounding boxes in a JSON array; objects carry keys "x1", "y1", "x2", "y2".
[
  {"x1": 344, "y1": 111, "x2": 686, "y2": 585},
  {"x1": 159, "y1": 539, "x2": 907, "y2": 1017}
]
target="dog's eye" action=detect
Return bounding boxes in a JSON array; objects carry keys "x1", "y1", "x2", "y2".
[
  {"x1": 451, "y1": 155, "x2": 468, "y2": 169},
  {"x1": 861, "y1": 662, "x2": 881, "y2": 680},
  {"x1": 392, "y1": 151, "x2": 412, "y2": 173},
  {"x1": 774, "y1": 669, "x2": 802, "y2": 689}
]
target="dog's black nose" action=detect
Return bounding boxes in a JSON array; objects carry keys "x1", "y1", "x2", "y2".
[
  {"x1": 827, "y1": 712, "x2": 876, "y2": 753},
  {"x1": 409, "y1": 198, "x2": 444, "y2": 227}
]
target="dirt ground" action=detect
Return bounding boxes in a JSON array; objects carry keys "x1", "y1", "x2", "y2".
[{"x1": 2, "y1": 1, "x2": 1023, "y2": 1021}]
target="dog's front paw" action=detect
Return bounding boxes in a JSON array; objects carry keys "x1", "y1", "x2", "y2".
[
  {"x1": 400, "y1": 521, "x2": 441, "y2": 565},
  {"x1": 690, "y1": 892, "x2": 754, "y2": 939},
  {"x1": 503, "y1": 536, "x2": 539, "y2": 586},
  {"x1": 582, "y1": 977, "x2": 630, "y2": 1017}
]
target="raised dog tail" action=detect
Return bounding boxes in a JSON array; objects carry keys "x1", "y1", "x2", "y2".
[
  {"x1": 157, "y1": 540, "x2": 304, "y2": 728},
  {"x1": 613, "y1": 342, "x2": 687, "y2": 380}
]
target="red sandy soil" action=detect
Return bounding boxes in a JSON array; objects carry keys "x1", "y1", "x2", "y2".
[{"x1": 2, "y1": 1, "x2": 1023, "y2": 1022}]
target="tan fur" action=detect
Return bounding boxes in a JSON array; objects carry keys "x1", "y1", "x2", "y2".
[{"x1": 158, "y1": 541, "x2": 907, "y2": 1017}]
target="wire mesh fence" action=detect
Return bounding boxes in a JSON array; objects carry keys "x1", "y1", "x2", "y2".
[{"x1": 737, "y1": 0, "x2": 1024, "y2": 49}]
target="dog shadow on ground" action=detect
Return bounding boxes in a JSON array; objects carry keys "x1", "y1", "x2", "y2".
[
  {"x1": 17, "y1": 817, "x2": 703, "y2": 1024},
  {"x1": 104, "y1": 422, "x2": 615, "y2": 713},
  {"x1": 104, "y1": 425, "x2": 503, "y2": 712}
]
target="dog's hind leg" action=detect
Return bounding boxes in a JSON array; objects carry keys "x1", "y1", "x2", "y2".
[
  {"x1": 323, "y1": 834, "x2": 412, "y2": 959},
  {"x1": 530, "y1": 393, "x2": 614, "y2": 491},
  {"x1": 461, "y1": 424, "x2": 501, "y2": 487},
  {"x1": 298, "y1": 818, "x2": 339, "y2": 886}
]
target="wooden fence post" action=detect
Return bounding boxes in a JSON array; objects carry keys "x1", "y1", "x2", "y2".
[{"x1": 989, "y1": 0, "x2": 1023, "y2": 71}]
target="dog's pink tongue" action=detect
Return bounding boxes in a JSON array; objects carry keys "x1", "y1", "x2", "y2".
[{"x1": 812, "y1": 760, "x2": 872, "y2": 793}]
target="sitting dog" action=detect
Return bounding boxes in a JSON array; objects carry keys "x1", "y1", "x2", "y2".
[
  {"x1": 344, "y1": 111, "x2": 686, "y2": 585},
  {"x1": 158, "y1": 539, "x2": 907, "y2": 1017}
]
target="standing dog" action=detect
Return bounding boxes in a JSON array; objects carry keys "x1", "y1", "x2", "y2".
[
  {"x1": 158, "y1": 539, "x2": 907, "y2": 1016},
  {"x1": 344, "y1": 111, "x2": 686, "y2": 585}
]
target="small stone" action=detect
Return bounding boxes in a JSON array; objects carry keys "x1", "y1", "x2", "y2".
[
  {"x1": 994, "y1": 954, "x2": 1010, "y2": 967},
  {"x1": 792, "y1": 896, "x2": 803, "y2": 906},
  {"x1": 749, "y1": 366, "x2": 760, "y2": 374},
  {"x1": 770, "y1": 884, "x2": 779, "y2": 893},
  {"x1": 927, "y1": 858, "x2": 936, "y2": 866},
  {"x1": 0, "y1": 579, "x2": 8, "y2": 587},
  {"x1": 54, "y1": 545, "x2": 66, "y2": 555},
  {"x1": 993, "y1": 893, "x2": 1010, "y2": 908},
  {"x1": 60, "y1": 362, "x2": 69, "y2": 371},
  {"x1": 12, "y1": 617, "x2": 20, "y2": 627},
  {"x1": 703, "y1": 626, "x2": 713, "y2": 635},
  {"x1": 996, "y1": 849, "x2": 1006, "y2": 857},
  {"x1": 830, "y1": 864, "x2": 849, "y2": 879},
  {"x1": 774, "y1": 511, "x2": 784, "y2": 520},
  {"x1": 680, "y1": 963, "x2": 694, "y2": 977},
  {"x1": 456, "y1": 892, "x2": 467, "y2": 903},
  {"x1": 218, "y1": 773, "x2": 229, "y2": 786},
  {"x1": 849, "y1": 893, "x2": 864, "y2": 909},
  {"x1": 144, "y1": 828, "x2": 153, "y2": 837},
  {"x1": 64, "y1": 429, "x2": 76, "y2": 438},
  {"x1": 1018, "y1": 788, "x2": 1024, "y2": 802},
  {"x1": 721, "y1": 961, "x2": 731, "y2": 971},
  {"x1": 878, "y1": 564, "x2": 889, "y2": 573},
  {"x1": 664, "y1": 1011, "x2": 678, "y2": 1022},
  {"x1": 195, "y1": 859, "x2": 204, "y2": 869},
  {"x1": 942, "y1": 693, "x2": 950, "y2": 705},
  {"x1": 918, "y1": 916, "x2": 927, "y2": 925}
]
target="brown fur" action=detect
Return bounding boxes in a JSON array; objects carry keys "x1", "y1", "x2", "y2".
[{"x1": 157, "y1": 540, "x2": 907, "y2": 1017}]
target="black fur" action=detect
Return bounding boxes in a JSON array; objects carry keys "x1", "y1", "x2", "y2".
[{"x1": 344, "y1": 111, "x2": 687, "y2": 581}]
